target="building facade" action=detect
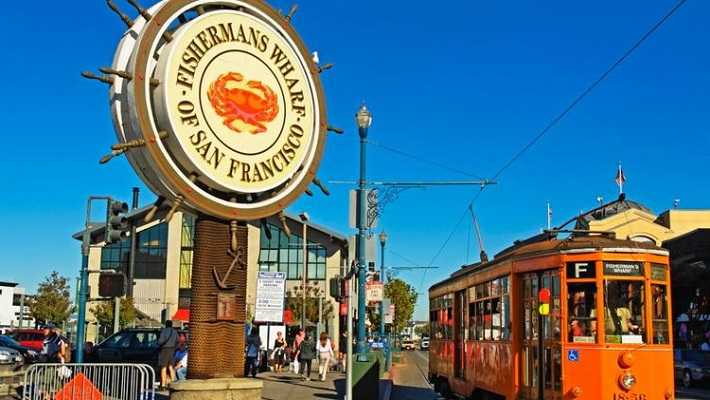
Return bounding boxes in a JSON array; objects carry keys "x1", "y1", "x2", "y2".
[
  {"x1": 0, "y1": 282, "x2": 33, "y2": 328},
  {"x1": 73, "y1": 205, "x2": 348, "y2": 348}
]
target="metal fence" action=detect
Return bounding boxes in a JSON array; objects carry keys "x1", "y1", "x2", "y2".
[{"x1": 22, "y1": 363, "x2": 155, "y2": 400}]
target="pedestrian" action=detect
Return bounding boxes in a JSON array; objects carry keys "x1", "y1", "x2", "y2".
[
  {"x1": 291, "y1": 328, "x2": 304, "y2": 373},
  {"x1": 317, "y1": 332, "x2": 334, "y2": 381},
  {"x1": 298, "y1": 334, "x2": 315, "y2": 381},
  {"x1": 339, "y1": 332, "x2": 347, "y2": 373},
  {"x1": 174, "y1": 342, "x2": 188, "y2": 380},
  {"x1": 157, "y1": 320, "x2": 178, "y2": 389},
  {"x1": 246, "y1": 326, "x2": 262, "y2": 378},
  {"x1": 40, "y1": 323, "x2": 68, "y2": 364},
  {"x1": 272, "y1": 331, "x2": 286, "y2": 373}
]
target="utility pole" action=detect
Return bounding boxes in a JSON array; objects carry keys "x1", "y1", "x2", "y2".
[
  {"x1": 299, "y1": 213, "x2": 309, "y2": 332},
  {"x1": 127, "y1": 187, "x2": 139, "y2": 297},
  {"x1": 113, "y1": 297, "x2": 121, "y2": 334},
  {"x1": 546, "y1": 202, "x2": 552, "y2": 231},
  {"x1": 18, "y1": 293, "x2": 24, "y2": 329},
  {"x1": 355, "y1": 104, "x2": 372, "y2": 360},
  {"x1": 378, "y1": 232, "x2": 387, "y2": 339}
]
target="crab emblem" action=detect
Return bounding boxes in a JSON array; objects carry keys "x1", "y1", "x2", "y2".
[{"x1": 207, "y1": 72, "x2": 279, "y2": 134}]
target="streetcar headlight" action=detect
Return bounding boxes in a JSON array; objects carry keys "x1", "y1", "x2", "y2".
[{"x1": 618, "y1": 371, "x2": 637, "y2": 391}]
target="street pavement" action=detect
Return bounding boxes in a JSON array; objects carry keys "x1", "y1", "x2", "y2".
[
  {"x1": 390, "y1": 351, "x2": 442, "y2": 400},
  {"x1": 260, "y1": 367, "x2": 344, "y2": 400}
]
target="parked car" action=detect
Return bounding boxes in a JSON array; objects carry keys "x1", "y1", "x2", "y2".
[
  {"x1": 10, "y1": 329, "x2": 45, "y2": 352},
  {"x1": 0, "y1": 335, "x2": 38, "y2": 363},
  {"x1": 401, "y1": 339, "x2": 415, "y2": 351},
  {"x1": 675, "y1": 349, "x2": 710, "y2": 388},
  {"x1": 420, "y1": 337, "x2": 430, "y2": 350},
  {"x1": 91, "y1": 328, "x2": 186, "y2": 374},
  {"x1": 0, "y1": 346, "x2": 23, "y2": 367}
]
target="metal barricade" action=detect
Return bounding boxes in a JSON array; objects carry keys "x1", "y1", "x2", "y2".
[{"x1": 22, "y1": 363, "x2": 155, "y2": 400}]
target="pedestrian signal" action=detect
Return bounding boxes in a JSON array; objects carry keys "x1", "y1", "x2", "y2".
[
  {"x1": 538, "y1": 288, "x2": 551, "y2": 316},
  {"x1": 99, "y1": 273, "x2": 126, "y2": 298},
  {"x1": 330, "y1": 276, "x2": 343, "y2": 301}
]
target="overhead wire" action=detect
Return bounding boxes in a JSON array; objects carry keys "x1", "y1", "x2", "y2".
[
  {"x1": 368, "y1": 139, "x2": 486, "y2": 180},
  {"x1": 416, "y1": 0, "x2": 688, "y2": 294}
]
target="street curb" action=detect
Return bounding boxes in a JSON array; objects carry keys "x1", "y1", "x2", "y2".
[{"x1": 379, "y1": 379, "x2": 392, "y2": 400}]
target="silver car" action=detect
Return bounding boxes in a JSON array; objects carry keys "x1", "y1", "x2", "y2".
[
  {"x1": 0, "y1": 346, "x2": 23, "y2": 366},
  {"x1": 675, "y1": 349, "x2": 710, "y2": 388}
]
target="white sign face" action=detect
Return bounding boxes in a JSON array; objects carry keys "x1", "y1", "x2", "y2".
[
  {"x1": 107, "y1": 0, "x2": 328, "y2": 220},
  {"x1": 255, "y1": 271, "x2": 286, "y2": 323},
  {"x1": 384, "y1": 303, "x2": 395, "y2": 324},
  {"x1": 366, "y1": 282, "x2": 384, "y2": 303}
]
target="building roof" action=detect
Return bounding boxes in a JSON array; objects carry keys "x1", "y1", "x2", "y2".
[
  {"x1": 0, "y1": 282, "x2": 18, "y2": 288},
  {"x1": 71, "y1": 201, "x2": 347, "y2": 244},
  {"x1": 574, "y1": 196, "x2": 655, "y2": 230}
]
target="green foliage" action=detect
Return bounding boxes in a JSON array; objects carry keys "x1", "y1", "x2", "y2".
[
  {"x1": 285, "y1": 284, "x2": 334, "y2": 325},
  {"x1": 414, "y1": 324, "x2": 430, "y2": 337},
  {"x1": 385, "y1": 279, "x2": 417, "y2": 334},
  {"x1": 90, "y1": 297, "x2": 138, "y2": 330},
  {"x1": 29, "y1": 271, "x2": 73, "y2": 325}
]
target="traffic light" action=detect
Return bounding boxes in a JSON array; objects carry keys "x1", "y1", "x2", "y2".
[
  {"x1": 106, "y1": 200, "x2": 129, "y2": 244},
  {"x1": 330, "y1": 276, "x2": 343, "y2": 301},
  {"x1": 538, "y1": 288, "x2": 551, "y2": 316},
  {"x1": 99, "y1": 273, "x2": 126, "y2": 297}
]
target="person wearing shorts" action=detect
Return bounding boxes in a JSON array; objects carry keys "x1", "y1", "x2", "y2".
[{"x1": 157, "y1": 320, "x2": 178, "y2": 389}]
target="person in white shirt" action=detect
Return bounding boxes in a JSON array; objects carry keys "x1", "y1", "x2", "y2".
[{"x1": 317, "y1": 332, "x2": 334, "y2": 381}]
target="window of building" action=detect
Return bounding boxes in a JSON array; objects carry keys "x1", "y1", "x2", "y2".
[
  {"x1": 100, "y1": 222, "x2": 168, "y2": 279},
  {"x1": 258, "y1": 224, "x2": 327, "y2": 280},
  {"x1": 179, "y1": 214, "x2": 195, "y2": 289}
]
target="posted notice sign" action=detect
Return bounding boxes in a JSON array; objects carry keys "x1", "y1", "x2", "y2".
[
  {"x1": 255, "y1": 272, "x2": 286, "y2": 323},
  {"x1": 367, "y1": 282, "x2": 384, "y2": 303}
]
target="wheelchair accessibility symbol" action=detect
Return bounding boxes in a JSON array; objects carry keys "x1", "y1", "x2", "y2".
[{"x1": 567, "y1": 349, "x2": 580, "y2": 362}]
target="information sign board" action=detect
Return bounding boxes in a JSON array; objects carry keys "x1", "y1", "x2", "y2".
[{"x1": 255, "y1": 272, "x2": 286, "y2": 323}]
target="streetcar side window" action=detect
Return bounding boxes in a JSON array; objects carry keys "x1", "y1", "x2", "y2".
[
  {"x1": 567, "y1": 283, "x2": 597, "y2": 343},
  {"x1": 652, "y1": 284, "x2": 669, "y2": 344},
  {"x1": 601, "y1": 280, "x2": 646, "y2": 344}
]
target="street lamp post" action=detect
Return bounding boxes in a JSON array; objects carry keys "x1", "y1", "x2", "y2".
[
  {"x1": 355, "y1": 104, "x2": 372, "y2": 359},
  {"x1": 299, "y1": 213, "x2": 310, "y2": 332},
  {"x1": 379, "y1": 231, "x2": 387, "y2": 339}
]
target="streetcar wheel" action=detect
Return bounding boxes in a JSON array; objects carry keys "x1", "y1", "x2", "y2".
[{"x1": 683, "y1": 370, "x2": 693, "y2": 388}]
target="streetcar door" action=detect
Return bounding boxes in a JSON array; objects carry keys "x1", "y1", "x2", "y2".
[
  {"x1": 454, "y1": 289, "x2": 466, "y2": 379},
  {"x1": 520, "y1": 270, "x2": 562, "y2": 400}
]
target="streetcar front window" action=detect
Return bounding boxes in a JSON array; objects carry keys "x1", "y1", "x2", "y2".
[
  {"x1": 567, "y1": 283, "x2": 597, "y2": 343},
  {"x1": 601, "y1": 280, "x2": 646, "y2": 343},
  {"x1": 652, "y1": 284, "x2": 669, "y2": 344}
]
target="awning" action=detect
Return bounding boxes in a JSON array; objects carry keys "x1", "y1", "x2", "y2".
[{"x1": 173, "y1": 309, "x2": 190, "y2": 322}]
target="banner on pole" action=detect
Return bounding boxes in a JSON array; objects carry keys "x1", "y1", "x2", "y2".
[{"x1": 255, "y1": 272, "x2": 286, "y2": 323}]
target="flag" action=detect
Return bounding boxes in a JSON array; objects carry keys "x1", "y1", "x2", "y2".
[{"x1": 615, "y1": 163, "x2": 626, "y2": 194}]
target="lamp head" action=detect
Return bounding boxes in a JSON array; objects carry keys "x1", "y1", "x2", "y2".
[
  {"x1": 299, "y1": 212, "x2": 310, "y2": 222},
  {"x1": 355, "y1": 103, "x2": 373, "y2": 131},
  {"x1": 379, "y1": 231, "x2": 388, "y2": 245}
]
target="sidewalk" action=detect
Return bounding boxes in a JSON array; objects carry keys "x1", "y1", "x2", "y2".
[{"x1": 260, "y1": 368, "x2": 344, "y2": 400}]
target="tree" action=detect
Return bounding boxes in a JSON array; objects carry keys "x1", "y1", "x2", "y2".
[
  {"x1": 285, "y1": 284, "x2": 334, "y2": 326},
  {"x1": 90, "y1": 297, "x2": 137, "y2": 331},
  {"x1": 384, "y1": 279, "x2": 418, "y2": 335},
  {"x1": 414, "y1": 324, "x2": 430, "y2": 338},
  {"x1": 29, "y1": 271, "x2": 73, "y2": 326}
]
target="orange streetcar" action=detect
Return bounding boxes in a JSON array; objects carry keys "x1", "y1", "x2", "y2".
[{"x1": 429, "y1": 231, "x2": 674, "y2": 400}]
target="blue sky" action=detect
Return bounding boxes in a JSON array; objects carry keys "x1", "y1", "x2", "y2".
[{"x1": 0, "y1": 1, "x2": 707, "y2": 321}]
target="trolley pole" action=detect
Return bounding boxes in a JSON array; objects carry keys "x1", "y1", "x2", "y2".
[{"x1": 355, "y1": 104, "x2": 372, "y2": 360}]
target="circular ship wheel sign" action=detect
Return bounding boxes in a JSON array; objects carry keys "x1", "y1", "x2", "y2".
[{"x1": 112, "y1": 0, "x2": 327, "y2": 220}]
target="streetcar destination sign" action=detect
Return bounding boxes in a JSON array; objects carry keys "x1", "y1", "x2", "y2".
[
  {"x1": 107, "y1": 0, "x2": 328, "y2": 220},
  {"x1": 603, "y1": 261, "x2": 644, "y2": 276}
]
